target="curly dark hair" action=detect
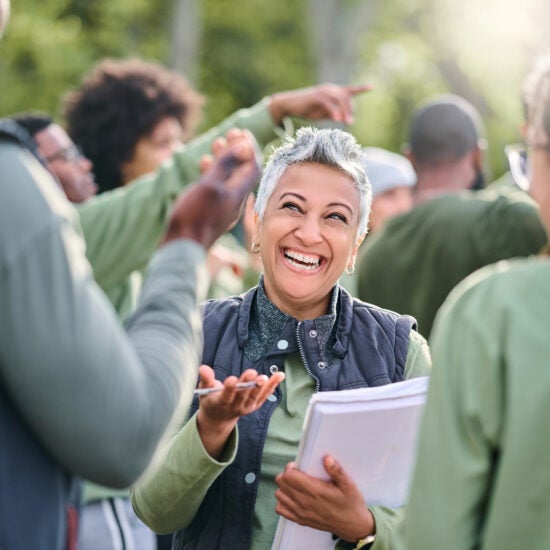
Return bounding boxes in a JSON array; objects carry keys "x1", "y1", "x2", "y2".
[{"x1": 64, "y1": 58, "x2": 204, "y2": 192}]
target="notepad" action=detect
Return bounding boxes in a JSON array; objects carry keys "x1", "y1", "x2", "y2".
[{"x1": 271, "y1": 376, "x2": 429, "y2": 550}]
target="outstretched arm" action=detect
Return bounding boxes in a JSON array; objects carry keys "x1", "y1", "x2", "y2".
[
  {"x1": 131, "y1": 363, "x2": 285, "y2": 533},
  {"x1": 269, "y1": 83, "x2": 371, "y2": 126},
  {"x1": 0, "y1": 134, "x2": 259, "y2": 487},
  {"x1": 79, "y1": 84, "x2": 371, "y2": 296}
]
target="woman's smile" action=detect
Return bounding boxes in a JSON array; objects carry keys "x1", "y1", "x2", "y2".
[{"x1": 282, "y1": 248, "x2": 324, "y2": 272}]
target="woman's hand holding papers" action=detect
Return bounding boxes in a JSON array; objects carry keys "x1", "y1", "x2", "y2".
[{"x1": 274, "y1": 455, "x2": 376, "y2": 544}]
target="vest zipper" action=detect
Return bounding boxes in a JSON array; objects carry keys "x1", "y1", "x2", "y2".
[{"x1": 296, "y1": 321, "x2": 320, "y2": 392}]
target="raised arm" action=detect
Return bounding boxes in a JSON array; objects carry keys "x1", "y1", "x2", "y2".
[
  {"x1": 78, "y1": 84, "x2": 371, "y2": 293},
  {"x1": 0, "y1": 133, "x2": 259, "y2": 487}
]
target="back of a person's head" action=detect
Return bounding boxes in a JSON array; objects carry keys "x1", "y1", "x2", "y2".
[
  {"x1": 408, "y1": 94, "x2": 485, "y2": 165},
  {"x1": 10, "y1": 113, "x2": 53, "y2": 138},
  {"x1": 64, "y1": 57, "x2": 204, "y2": 192}
]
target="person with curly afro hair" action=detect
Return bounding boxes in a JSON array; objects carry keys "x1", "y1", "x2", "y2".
[{"x1": 64, "y1": 57, "x2": 204, "y2": 193}]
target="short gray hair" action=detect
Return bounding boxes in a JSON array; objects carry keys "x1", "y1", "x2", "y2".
[
  {"x1": 255, "y1": 126, "x2": 371, "y2": 239},
  {"x1": 523, "y1": 54, "x2": 550, "y2": 150}
]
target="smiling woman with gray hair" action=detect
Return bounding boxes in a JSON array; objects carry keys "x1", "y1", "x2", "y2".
[{"x1": 131, "y1": 126, "x2": 431, "y2": 550}]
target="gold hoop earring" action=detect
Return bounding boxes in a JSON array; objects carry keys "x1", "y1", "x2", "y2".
[
  {"x1": 251, "y1": 241, "x2": 260, "y2": 254},
  {"x1": 345, "y1": 264, "x2": 355, "y2": 276}
]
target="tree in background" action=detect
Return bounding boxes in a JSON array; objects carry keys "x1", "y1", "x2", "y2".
[{"x1": 2, "y1": 0, "x2": 549, "y2": 179}]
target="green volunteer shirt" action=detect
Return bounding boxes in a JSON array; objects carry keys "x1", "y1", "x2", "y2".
[
  {"x1": 356, "y1": 187, "x2": 547, "y2": 338},
  {"x1": 402, "y1": 257, "x2": 550, "y2": 549},
  {"x1": 131, "y1": 331, "x2": 431, "y2": 549},
  {"x1": 0, "y1": 142, "x2": 208, "y2": 486}
]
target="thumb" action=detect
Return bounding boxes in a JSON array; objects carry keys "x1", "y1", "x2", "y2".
[
  {"x1": 323, "y1": 455, "x2": 352, "y2": 489},
  {"x1": 198, "y1": 364, "x2": 216, "y2": 387}
]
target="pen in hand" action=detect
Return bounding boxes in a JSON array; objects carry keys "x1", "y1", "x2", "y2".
[{"x1": 193, "y1": 381, "x2": 259, "y2": 396}]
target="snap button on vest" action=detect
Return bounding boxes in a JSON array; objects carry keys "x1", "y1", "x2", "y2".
[
  {"x1": 277, "y1": 339, "x2": 288, "y2": 350},
  {"x1": 244, "y1": 472, "x2": 256, "y2": 484}
]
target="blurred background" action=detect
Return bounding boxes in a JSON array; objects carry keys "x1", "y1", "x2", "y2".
[{"x1": 3, "y1": 0, "x2": 549, "y2": 180}]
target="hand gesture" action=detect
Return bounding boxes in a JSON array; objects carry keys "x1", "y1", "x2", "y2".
[
  {"x1": 162, "y1": 129, "x2": 261, "y2": 250},
  {"x1": 275, "y1": 455, "x2": 375, "y2": 543},
  {"x1": 268, "y1": 83, "x2": 372, "y2": 126},
  {"x1": 196, "y1": 364, "x2": 285, "y2": 459}
]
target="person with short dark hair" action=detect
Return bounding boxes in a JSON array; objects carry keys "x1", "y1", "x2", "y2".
[
  {"x1": 357, "y1": 94, "x2": 546, "y2": 337},
  {"x1": 400, "y1": 54, "x2": 550, "y2": 550},
  {"x1": 12, "y1": 112, "x2": 99, "y2": 203}
]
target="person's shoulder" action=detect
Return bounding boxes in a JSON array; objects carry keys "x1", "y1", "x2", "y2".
[
  {"x1": 203, "y1": 293, "x2": 243, "y2": 311},
  {"x1": 473, "y1": 256, "x2": 550, "y2": 288},
  {"x1": 0, "y1": 137, "x2": 30, "y2": 162},
  {"x1": 0, "y1": 143, "x2": 83, "y2": 269},
  {"x1": 351, "y1": 293, "x2": 417, "y2": 325},
  {"x1": 202, "y1": 287, "x2": 254, "y2": 316},
  {"x1": 444, "y1": 257, "x2": 549, "y2": 314},
  {"x1": 0, "y1": 141, "x2": 70, "y2": 219}
]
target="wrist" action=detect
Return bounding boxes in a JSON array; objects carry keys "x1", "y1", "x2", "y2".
[
  {"x1": 353, "y1": 533, "x2": 376, "y2": 549},
  {"x1": 196, "y1": 409, "x2": 236, "y2": 436},
  {"x1": 196, "y1": 411, "x2": 236, "y2": 460},
  {"x1": 162, "y1": 223, "x2": 215, "y2": 250},
  {"x1": 267, "y1": 93, "x2": 286, "y2": 125},
  {"x1": 340, "y1": 507, "x2": 376, "y2": 549}
]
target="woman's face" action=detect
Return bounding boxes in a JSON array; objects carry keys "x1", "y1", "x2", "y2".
[
  {"x1": 255, "y1": 162, "x2": 363, "y2": 320},
  {"x1": 121, "y1": 116, "x2": 183, "y2": 184}
]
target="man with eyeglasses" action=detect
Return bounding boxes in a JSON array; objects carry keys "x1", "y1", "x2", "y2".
[{"x1": 11, "y1": 113, "x2": 99, "y2": 203}]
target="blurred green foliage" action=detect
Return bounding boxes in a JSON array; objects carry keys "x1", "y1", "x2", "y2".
[
  {"x1": 197, "y1": 0, "x2": 313, "y2": 130},
  {"x1": 1, "y1": 0, "x2": 549, "y2": 179}
]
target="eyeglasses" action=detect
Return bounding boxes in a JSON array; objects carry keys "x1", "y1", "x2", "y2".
[
  {"x1": 44, "y1": 144, "x2": 84, "y2": 164},
  {"x1": 505, "y1": 144, "x2": 530, "y2": 191},
  {"x1": 505, "y1": 142, "x2": 550, "y2": 192}
]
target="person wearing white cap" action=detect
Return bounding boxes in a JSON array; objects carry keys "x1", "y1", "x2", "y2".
[
  {"x1": 338, "y1": 147, "x2": 415, "y2": 296},
  {"x1": 361, "y1": 146, "x2": 416, "y2": 233}
]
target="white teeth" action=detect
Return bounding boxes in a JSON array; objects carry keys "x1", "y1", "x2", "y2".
[{"x1": 284, "y1": 249, "x2": 321, "y2": 270}]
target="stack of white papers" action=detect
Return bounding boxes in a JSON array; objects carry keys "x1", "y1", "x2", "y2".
[{"x1": 272, "y1": 376, "x2": 429, "y2": 550}]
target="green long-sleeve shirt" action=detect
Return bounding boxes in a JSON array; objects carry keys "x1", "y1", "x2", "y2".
[
  {"x1": 131, "y1": 331, "x2": 431, "y2": 549},
  {"x1": 356, "y1": 187, "x2": 547, "y2": 338},
  {"x1": 0, "y1": 142, "x2": 208, "y2": 487},
  {"x1": 401, "y1": 257, "x2": 550, "y2": 549},
  {"x1": 77, "y1": 97, "x2": 279, "y2": 319},
  {"x1": 76, "y1": 97, "x2": 283, "y2": 503}
]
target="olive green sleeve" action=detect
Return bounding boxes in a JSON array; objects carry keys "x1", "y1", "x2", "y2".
[
  {"x1": 77, "y1": 98, "x2": 278, "y2": 292},
  {"x1": 131, "y1": 414, "x2": 239, "y2": 534}
]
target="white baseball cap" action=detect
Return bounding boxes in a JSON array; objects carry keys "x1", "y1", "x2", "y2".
[{"x1": 361, "y1": 147, "x2": 416, "y2": 197}]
